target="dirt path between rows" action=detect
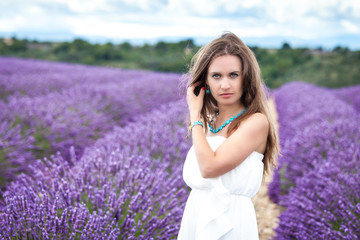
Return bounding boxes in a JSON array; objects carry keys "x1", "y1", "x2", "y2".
[{"x1": 252, "y1": 98, "x2": 284, "y2": 240}]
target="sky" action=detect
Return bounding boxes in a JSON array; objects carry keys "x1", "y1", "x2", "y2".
[{"x1": 1, "y1": 0, "x2": 360, "y2": 49}]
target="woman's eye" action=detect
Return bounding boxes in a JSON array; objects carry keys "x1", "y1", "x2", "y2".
[
  {"x1": 212, "y1": 74, "x2": 220, "y2": 79},
  {"x1": 230, "y1": 73, "x2": 239, "y2": 78}
]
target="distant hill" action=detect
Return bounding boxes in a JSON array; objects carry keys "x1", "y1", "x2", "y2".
[{"x1": 1, "y1": 37, "x2": 359, "y2": 88}]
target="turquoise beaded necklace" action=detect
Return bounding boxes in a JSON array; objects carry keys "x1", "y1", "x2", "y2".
[{"x1": 208, "y1": 108, "x2": 247, "y2": 133}]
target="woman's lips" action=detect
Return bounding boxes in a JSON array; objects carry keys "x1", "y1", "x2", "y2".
[{"x1": 220, "y1": 93, "x2": 233, "y2": 98}]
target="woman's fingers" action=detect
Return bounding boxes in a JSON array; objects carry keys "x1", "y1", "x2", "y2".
[
  {"x1": 192, "y1": 81, "x2": 202, "y2": 87},
  {"x1": 187, "y1": 84, "x2": 197, "y2": 95},
  {"x1": 199, "y1": 86, "x2": 205, "y2": 97},
  {"x1": 189, "y1": 81, "x2": 202, "y2": 90},
  {"x1": 187, "y1": 85, "x2": 194, "y2": 95},
  {"x1": 187, "y1": 81, "x2": 203, "y2": 96}
]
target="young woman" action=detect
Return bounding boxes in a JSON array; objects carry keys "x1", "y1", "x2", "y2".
[{"x1": 178, "y1": 32, "x2": 279, "y2": 240}]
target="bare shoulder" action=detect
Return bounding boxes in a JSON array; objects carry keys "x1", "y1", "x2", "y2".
[
  {"x1": 243, "y1": 112, "x2": 268, "y2": 127},
  {"x1": 236, "y1": 112, "x2": 269, "y2": 136},
  {"x1": 224, "y1": 112, "x2": 269, "y2": 158}
]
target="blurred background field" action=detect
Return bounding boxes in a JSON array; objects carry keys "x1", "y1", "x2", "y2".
[
  {"x1": 1, "y1": 37, "x2": 359, "y2": 88},
  {"x1": 1, "y1": 0, "x2": 360, "y2": 239},
  {"x1": 0, "y1": 56, "x2": 359, "y2": 239}
]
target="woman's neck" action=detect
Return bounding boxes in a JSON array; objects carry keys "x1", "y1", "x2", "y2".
[{"x1": 216, "y1": 104, "x2": 245, "y2": 125}]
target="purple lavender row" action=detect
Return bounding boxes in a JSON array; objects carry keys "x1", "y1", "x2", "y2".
[
  {"x1": 330, "y1": 84, "x2": 360, "y2": 113},
  {"x1": 275, "y1": 132, "x2": 360, "y2": 239},
  {"x1": 269, "y1": 82, "x2": 359, "y2": 201},
  {"x1": 0, "y1": 99, "x2": 191, "y2": 239},
  {"x1": 0, "y1": 58, "x2": 181, "y2": 185},
  {"x1": 0, "y1": 57, "x2": 168, "y2": 100},
  {"x1": 0, "y1": 121, "x2": 35, "y2": 187},
  {"x1": 268, "y1": 82, "x2": 360, "y2": 239}
]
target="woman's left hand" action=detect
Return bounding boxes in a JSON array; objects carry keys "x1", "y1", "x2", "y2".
[{"x1": 186, "y1": 82, "x2": 205, "y2": 120}]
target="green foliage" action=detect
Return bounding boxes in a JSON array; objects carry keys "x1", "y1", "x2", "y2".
[
  {"x1": 32, "y1": 126, "x2": 53, "y2": 160},
  {"x1": 252, "y1": 47, "x2": 360, "y2": 88},
  {"x1": 1, "y1": 37, "x2": 359, "y2": 88},
  {"x1": 0, "y1": 146, "x2": 11, "y2": 188}
]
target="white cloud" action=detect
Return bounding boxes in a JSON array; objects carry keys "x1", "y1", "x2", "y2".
[
  {"x1": 0, "y1": 0, "x2": 359, "y2": 47},
  {"x1": 341, "y1": 20, "x2": 359, "y2": 33},
  {"x1": 66, "y1": 0, "x2": 113, "y2": 13},
  {"x1": 165, "y1": 0, "x2": 218, "y2": 16},
  {"x1": 339, "y1": 0, "x2": 360, "y2": 18},
  {"x1": 0, "y1": 16, "x2": 27, "y2": 31}
]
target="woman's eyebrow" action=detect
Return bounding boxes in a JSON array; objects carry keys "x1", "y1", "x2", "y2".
[{"x1": 209, "y1": 70, "x2": 240, "y2": 74}]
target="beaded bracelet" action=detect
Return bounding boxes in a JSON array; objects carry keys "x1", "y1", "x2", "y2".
[{"x1": 190, "y1": 121, "x2": 203, "y2": 131}]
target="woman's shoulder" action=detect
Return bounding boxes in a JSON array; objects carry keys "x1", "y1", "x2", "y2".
[
  {"x1": 242, "y1": 112, "x2": 268, "y2": 125},
  {"x1": 237, "y1": 112, "x2": 269, "y2": 135}
]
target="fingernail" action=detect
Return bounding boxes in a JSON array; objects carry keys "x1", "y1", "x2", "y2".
[{"x1": 202, "y1": 87, "x2": 205, "y2": 90}]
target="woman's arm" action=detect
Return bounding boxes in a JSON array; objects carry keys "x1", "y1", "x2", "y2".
[
  {"x1": 191, "y1": 113, "x2": 268, "y2": 178},
  {"x1": 187, "y1": 83, "x2": 269, "y2": 178}
]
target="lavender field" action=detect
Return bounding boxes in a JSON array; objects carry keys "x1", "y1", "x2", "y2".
[
  {"x1": 0, "y1": 57, "x2": 360, "y2": 239},
  {"x1": 269, "y1": 82, "x2": 360, "y2": 239},
  {"x1": 0, "y1": 57, "x2": 181, "y2": 186}
]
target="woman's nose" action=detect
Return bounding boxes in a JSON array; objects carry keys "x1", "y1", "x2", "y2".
[{"x1": 220, "y1": 78, "x2": 230, "y2": 89}]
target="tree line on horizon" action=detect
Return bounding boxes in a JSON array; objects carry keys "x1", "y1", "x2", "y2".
[{"x1": 1, "y1": 36, "x2": 359, "y2": 88}]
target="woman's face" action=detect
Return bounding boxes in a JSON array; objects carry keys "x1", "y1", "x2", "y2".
[{"x1": 206, "y1": 54, "x2": 243, "y2": 107}]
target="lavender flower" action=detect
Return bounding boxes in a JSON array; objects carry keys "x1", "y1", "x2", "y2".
[
  {"x1": 3, "y1": 57, "x2": 359, "y2": 238},
  {"x1": 268, "y1": 82, "x2": 360, "y2": 239},
  {"x1": 1, "y1": 98, "x2": 191, "y2": 239},
  {"x1": 0, "y1": 57, "x2": 181, "y2": 184},
  {"x1": 330, "y1": 84, "x2": 360, "y2": 113}
]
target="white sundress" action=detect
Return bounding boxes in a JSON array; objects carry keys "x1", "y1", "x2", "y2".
[{"x1": 178, "y1": 136, "x2": 264, "y2": 240}]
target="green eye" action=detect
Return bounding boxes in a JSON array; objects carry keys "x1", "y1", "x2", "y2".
[{"x1": 230, "y1": 73, "x2": 239, "y2": 77}]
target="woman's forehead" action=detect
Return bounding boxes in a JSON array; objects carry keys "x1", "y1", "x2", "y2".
[{"x1": 208, "y1": 55, "x2": 241, "y2": 72}]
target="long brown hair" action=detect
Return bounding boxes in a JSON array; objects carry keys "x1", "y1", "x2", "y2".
[{"x1": 186, "y1": 32, "x2": 279, "y2": 175}]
